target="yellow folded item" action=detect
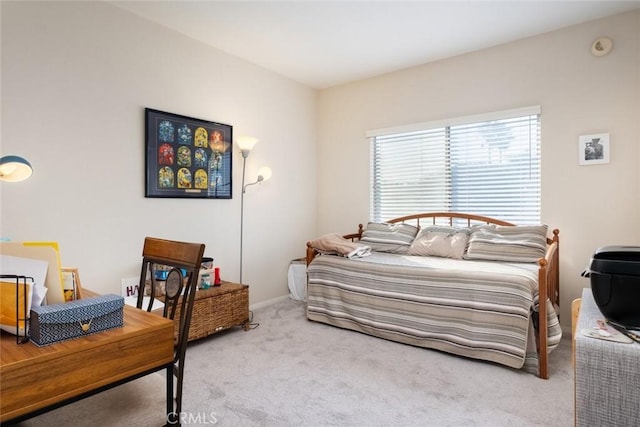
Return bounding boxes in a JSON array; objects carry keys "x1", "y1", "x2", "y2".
[{"x1": 0, "y1": 279, "x2": 32, "y2": 335}]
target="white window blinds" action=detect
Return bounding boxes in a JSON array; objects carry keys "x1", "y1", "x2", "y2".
[{"x1": 369, "y1": 107, "x2": 541, "y2": 224}]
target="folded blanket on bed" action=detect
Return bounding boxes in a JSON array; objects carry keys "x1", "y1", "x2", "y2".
[{"x1": 311, "y1": 233, "x2": 372, "y2": 259}]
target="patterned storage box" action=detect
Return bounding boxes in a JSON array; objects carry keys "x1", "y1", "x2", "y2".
[{"x1": 29, "y1": 294, "x2": 124, "y2": 346}]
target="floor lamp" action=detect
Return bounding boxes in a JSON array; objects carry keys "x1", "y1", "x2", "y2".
[{"x1": 237, "y1": 137, "x2": 272, "y2": 285}]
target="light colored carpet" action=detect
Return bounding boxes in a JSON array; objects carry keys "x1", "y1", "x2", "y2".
[{"x1": 20, "y1": 298, "x2": 573, "y2": 426}]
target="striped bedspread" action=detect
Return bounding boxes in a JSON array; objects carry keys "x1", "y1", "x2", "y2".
[{"x1": 307, "y1": 252, "x2": 562, "y2": 374}]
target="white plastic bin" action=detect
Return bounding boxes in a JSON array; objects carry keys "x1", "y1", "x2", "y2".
[{"x1": 287, "y1": 258, "x2": 307, "y2": 301}]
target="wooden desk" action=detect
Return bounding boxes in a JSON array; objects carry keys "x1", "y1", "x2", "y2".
[{"x1": 0, "y1": 293, "x2": 174, "y2": 424}]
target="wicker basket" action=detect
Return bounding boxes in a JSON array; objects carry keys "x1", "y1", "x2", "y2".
[{"x1": 175, "y1": 282, "x2": 249, "y2": 342}]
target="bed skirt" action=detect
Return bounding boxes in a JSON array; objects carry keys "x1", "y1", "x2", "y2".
[{"x1": 307, "y1": 253, "x2": 562, "y2": 375}]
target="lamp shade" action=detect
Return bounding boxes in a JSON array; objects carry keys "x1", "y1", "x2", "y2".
[
  {"x1": 236, "y1": 136, "x2": 259, "y2": 152},
  {"x1": 257, "y1": 166, "x2": 272, "y2": 182},
  {"x1": 0, "y1": 155, "x2": 33, "y2": 182}
]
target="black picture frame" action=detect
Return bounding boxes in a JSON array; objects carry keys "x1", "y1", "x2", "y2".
[{"x1": 145, "y1": 108, "x2": 233, "y2": 199}]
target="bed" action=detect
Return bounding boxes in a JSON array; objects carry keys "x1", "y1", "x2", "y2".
[{"x1": 306, "y1": 212, "x2": 561, "y2": 379}]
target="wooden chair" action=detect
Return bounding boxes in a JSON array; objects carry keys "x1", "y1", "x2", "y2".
[{"x1": 136, "y1": 237, "x2": 205, "y2": 426}]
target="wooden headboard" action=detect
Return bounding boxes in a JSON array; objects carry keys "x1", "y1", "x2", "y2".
[
  {"x1": 333, "y1": 212, "x2": 557, "y2": 246},
  {"x1": 387, "y1": 211, "x2": 514, "y2": 227}
]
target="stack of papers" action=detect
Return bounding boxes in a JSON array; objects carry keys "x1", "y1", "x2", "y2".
[{"x1": 581, "y1": 320, "x2": 634, "y2": 344}]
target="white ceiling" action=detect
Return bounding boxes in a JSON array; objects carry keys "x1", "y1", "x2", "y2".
[{"x1": 112, "y1": 1, "x2": 640, "y2": 89}]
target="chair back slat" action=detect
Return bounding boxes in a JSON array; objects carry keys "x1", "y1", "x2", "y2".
[{"x1": 142, "y1": 238, "x2": 204, "y2": 269}]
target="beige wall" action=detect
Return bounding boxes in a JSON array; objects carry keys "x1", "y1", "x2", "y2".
[
  {"x1": 2, "y1": 2, "x2": 639, "y2": 324},
  {"x1": 317, "y1": 10, "x2": 640, "y2": 325},
  {"x1": 0, "y1": 1, "x2": 317, "y2": 305}
]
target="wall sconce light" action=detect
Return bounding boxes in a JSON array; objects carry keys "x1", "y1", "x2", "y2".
[
  {"x1": 0, "y1": 155, "x2": 33, "y2": 182},
  {"x1": 237, "y1": 136, "x2": 272, "y2": 284}
]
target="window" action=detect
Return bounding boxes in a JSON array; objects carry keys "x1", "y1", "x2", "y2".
[{"x1": 368, "y1": 106, "x2": 541, "y2": 224}]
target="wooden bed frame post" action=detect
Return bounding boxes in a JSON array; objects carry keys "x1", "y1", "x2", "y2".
[
  {"x1": 537, "y1": 229, "x2": 560, "y2": 379},
  {"x1": 538, "y1": 259, "x2": 549, "y2": 379}
]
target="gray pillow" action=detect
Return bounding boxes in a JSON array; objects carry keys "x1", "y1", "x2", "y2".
[
  {"x1": 464, "y1": 224, "x2": 548, "y2": 263},
  {"x1": 408, "y1": 226, "x2": 470, "y2": 259},
  {"x1": 360, "y1": 222, "x2": 418, "y2": 254}
]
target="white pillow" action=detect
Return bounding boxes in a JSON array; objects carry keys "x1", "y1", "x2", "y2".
[{"x1": 408, "y1": 226, "x2": 470, "y2": 259}]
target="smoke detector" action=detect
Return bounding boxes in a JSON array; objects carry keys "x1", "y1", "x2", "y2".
[{"x1": 591, "y1": 37, "x2": 613, "y2": 57}]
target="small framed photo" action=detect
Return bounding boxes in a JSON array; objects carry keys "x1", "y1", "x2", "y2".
[
  {"x1": 579, "y1": 133, "x2": 610, "y2": 165},
  {"x1": 145, "y1": 108, "x2": 233, "y2": 198},
  {"x1": 61, "y1": 267, "x2": 83, "y2": 301}
]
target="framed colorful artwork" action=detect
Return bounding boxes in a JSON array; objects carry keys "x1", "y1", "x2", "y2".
[{"x1": 145, "y1": 108, "x2": 233, "y2": 198}]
